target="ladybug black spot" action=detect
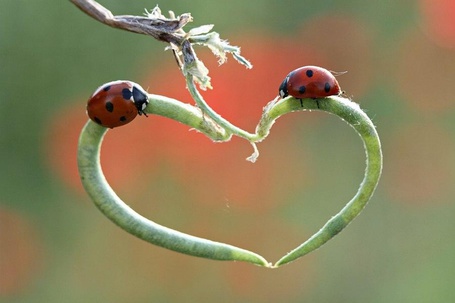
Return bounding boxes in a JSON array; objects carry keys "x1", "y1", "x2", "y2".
[
  {"x1": 94, "y1": 117, "x2": 102, "y2": 125},
  {"x1": 119, "y1": 116, "x2": 127, "y2": 122},
  {"x1": 298, "y1": 86, "x2": 306, "y2": 94},
  {"x1": 122, "y1": 88, "x2": 133, "y2": 100},
  {"x1": 105, "y1": 101, "x2": 114, "y2": 112},
  {"x1": 306, "y1": 69, "x2": 314, "y2": 77},
  {"x1": 103, "y1": 85, "x2": 111, "y2": 91},
  {"x1": 324, "y1": 82, "x2": 331, "y2": 93}
]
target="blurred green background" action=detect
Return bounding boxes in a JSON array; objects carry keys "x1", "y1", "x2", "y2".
[{"x1": 2, "y1": 0, "x2": 455, "y2": 302}]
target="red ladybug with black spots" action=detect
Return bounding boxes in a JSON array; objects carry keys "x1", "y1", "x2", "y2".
[
  {"x1": 279, "y1": 66, "x2": 341, "y2": 106},
  {"x1": 86, "y1": 80, "x2": 149, "y2": 128}
]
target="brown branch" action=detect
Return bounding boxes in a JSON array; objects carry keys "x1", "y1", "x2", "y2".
[
  {"x1": 69, "y1": 0, "x2": 192, "y2": 45},
  {"x1": 70, "y1": 0, "x2": 251, "y2": 89}
]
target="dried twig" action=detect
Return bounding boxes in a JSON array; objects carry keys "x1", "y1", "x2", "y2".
[
  {"x1": 70, "y1": 0, "x2": 191, "y2": 45},
  {"x1": 70, "y1": 0, "x2": 252, "y2": 89}
]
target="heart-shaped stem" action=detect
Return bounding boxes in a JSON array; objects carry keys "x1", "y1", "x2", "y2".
[
  {"x1": 184, "y1": 75, "x2": 382, "y2": 266},
  {"x1": 263, "y1": 97, "x2": 383, "y2": 267},
  {"x1": 77, "y1": 89, "x2": 382, "y2": 267},
  {"x1": 77, "y1": 119, "x2": 271, "y2": 267}
]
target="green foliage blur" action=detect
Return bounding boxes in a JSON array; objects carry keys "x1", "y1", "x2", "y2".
[{"x1": 1, "y1": 0, "x2": 455, "y2": 302}]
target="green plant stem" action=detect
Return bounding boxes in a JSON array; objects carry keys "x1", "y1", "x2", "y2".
[
  {"x1": 148, "y1": 92, "x2": 382, "y2": 266},
  {"x1": 77, "y1": 120, "x2": 270, "y2": 267},
  {"x1": 177, "y1": 85, "x2": 382, "y2": 265},
  {"x1": 185, "y1": 74, "x2": 267, "y2": 161},
  {"x1": 269, "y1": 96, "x2": 383, "y2": 267},
  {"x1": 145, "y1": 94, "x2": 231, "y2": 142},
  {"x1": 185, "y1": 74, "x2": 256, "y2": 141},
  {"x1": 77, "y1": 89, "x2": 381, "y2": 268}
]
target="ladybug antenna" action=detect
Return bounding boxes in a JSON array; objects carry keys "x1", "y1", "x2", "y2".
[{"x1": 330, "y1": 70, "x2": 348, "y2": 77}]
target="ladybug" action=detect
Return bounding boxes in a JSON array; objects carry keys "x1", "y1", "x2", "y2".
[
  {"x1": 87, "y1": 80, "x2": 149, "y2": 128},
  {"x1": 278, "y1": 66, "x2": 341, "y2": 106}
]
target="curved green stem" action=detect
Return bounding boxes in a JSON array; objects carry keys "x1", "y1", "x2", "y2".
[
  {"x1": 77, "y1": 120, "x2": 270, "y2": 267},
  {"x1": 145, "y1": 91, "x2": 382, "y2": 266},
  {"x1": 144, "y1": 93, "x2": 232, "y2": 142},
  {"x1": 185, "y1": 74, "x2": 255, "y2": 140},
  {"x1": 185, "y1": 74, "x2": 265, "y2": 161},
  {"x1": 77, "y1": 88, "x2": 381, "y2": 268},
  {"x1": 140, "y1": 88, "x2": 382, "y2": 267},
  {"x1": 268, "y1": 96, "x2": 382, "y2": 267}
]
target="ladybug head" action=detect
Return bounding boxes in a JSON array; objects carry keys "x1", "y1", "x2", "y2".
[
  {"x1": 132, "y1": 85, "x2": 149, "y2": 116},
  {"x1": 278, "y1": 76, "x2": 289, "y2": 98}
]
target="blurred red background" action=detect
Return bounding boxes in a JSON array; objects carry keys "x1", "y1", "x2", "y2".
[{"x1": 2, "y1": 0, "x2": 455, "y2": 302}]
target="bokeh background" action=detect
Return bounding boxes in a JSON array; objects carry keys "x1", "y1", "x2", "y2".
[{"x1": 1, "y1": 0, "x2": 455, "y2": 302}]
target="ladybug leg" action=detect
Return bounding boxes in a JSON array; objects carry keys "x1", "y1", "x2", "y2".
[
  {"x1": 299, "y1": 99, "x2": 303, "y2": 107},
  {"x1": 313, "y1": 98, "x2": 321, "y2": 109}
]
